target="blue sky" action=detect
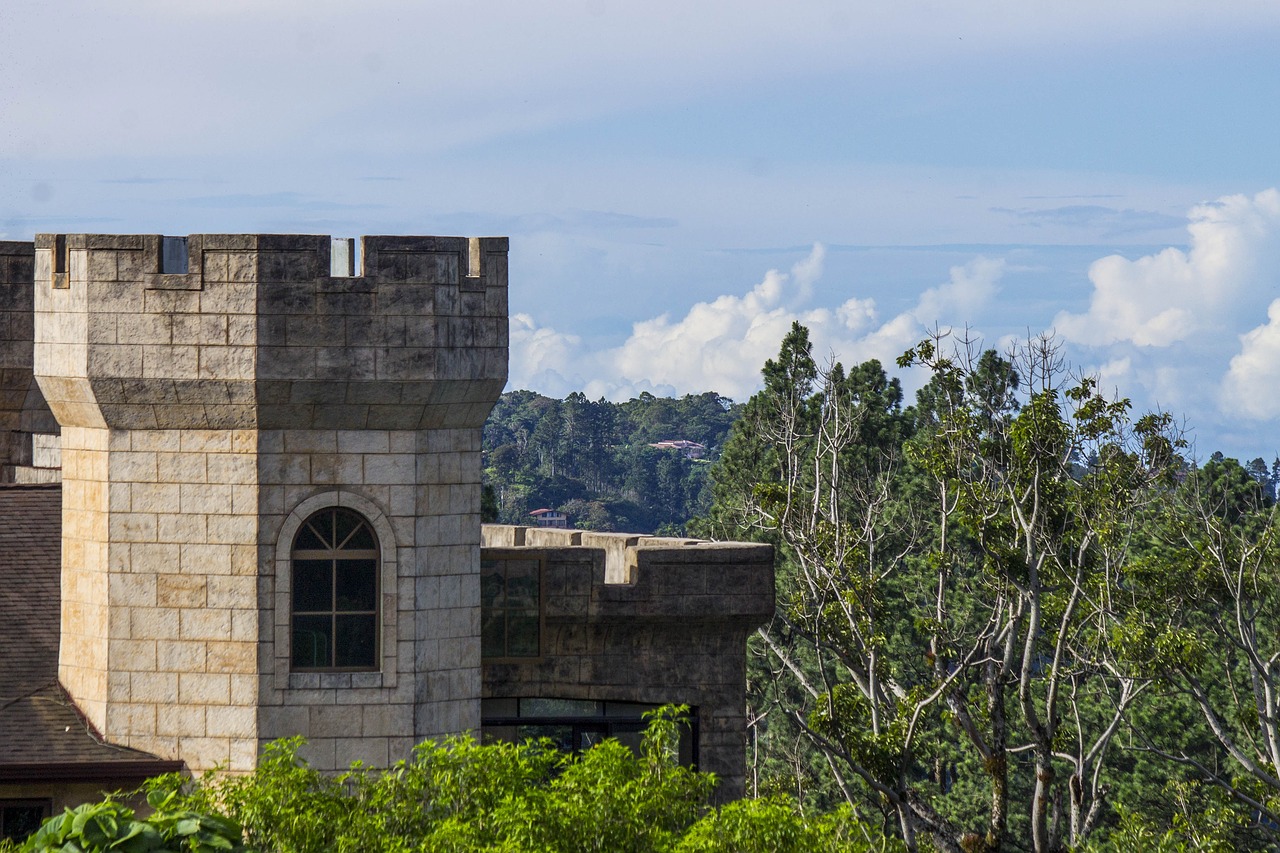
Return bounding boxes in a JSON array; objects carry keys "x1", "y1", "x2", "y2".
[{"x1": 4, "y1": 1, "x2": 1280, "y2": 459}]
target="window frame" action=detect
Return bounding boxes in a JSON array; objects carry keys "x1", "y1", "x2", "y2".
[
  {"x1": 273, "y1": 491, "x2": 399, "y2": 689},
  {"x1": 1, "y1": 799, "x2": 51, "y2": 844},
  {"x1": 289, "y1": 506, "x2": 381, "y2": 672},
  {"x1": 479, "y1": 550, "x2": 546, "y2": 662}
]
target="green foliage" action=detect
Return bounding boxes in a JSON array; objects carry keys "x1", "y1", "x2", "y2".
[
  {"x1": 1086, "y1": 783, "x2": 1257, "y2": 852},
  {"x1": 17, "y1": 710, "x2": 896, "y2": 853},
  {"x1": 676, "y1": 799, "x2": 905, "y2": 853},
  {"x1": 483, "y1": 390, "x2": 740, "y2": 533},
  {"x1": 20, "y1": 789, "x2": 245, "y2": 853},
  {"x1": 702, "y1": 325, "x2": 1280, "y2": 851}
]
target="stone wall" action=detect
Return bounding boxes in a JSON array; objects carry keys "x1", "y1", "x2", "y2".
[
  {"x1": 479, "y1": 526, "x2": 774, "y2": 800},
  {"x1": 254, "y1": 426, "x2": 483, "y2": 769},
  {"x1": 0, "y1": 240, "x2": 57, "y2": 480},
  {"x1": 34, "y1": 233, "x2": 507, "y2": 772}
]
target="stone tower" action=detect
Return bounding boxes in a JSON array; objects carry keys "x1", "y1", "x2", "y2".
[
  {"x1": 32, "y1": 233, "x2": 507, "y2": 771},
  {"x1": 0, "y1": 241, "x2": 59, "y2": 481}
]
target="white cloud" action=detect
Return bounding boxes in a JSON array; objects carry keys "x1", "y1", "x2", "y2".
[
  {"x1": 1093, "y1": 357, "x2": 1133, "y2": 395},
  {"x1": 913, "y1": 257, "x2": 1005, "y2": 326},
  {"x1": 605, "y1": 245, "x2": 831, "y2": 400},
  {"x1": 1053, "y1": 189, "x2": 1280, "y2": 347},
  {"x1": 508, "y1": 246, "x2": 1005, "y2": 402},
  {"x1": 507, "y1": 313, "x2": 584, "y2": 396},
  {"x1": 1033, "y1": 188, "x2": 1280, "y2": 443},
  {"x1": 1221, "y1": 298, "x2": 1280, "y2": 419}
]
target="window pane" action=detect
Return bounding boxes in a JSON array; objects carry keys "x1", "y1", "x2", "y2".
[
  {"x1": 334, "y1": 614, "x2": 377, "y2": 667},
  {"x1": 293, "y1": 560, "x2": 332, "y2": 612},
  {"x1": 481, "y1": 725, "x2": 518, "y2": 745},
  {"x1": 481, "y1": 558, "x2": 542, "y2": 661},
  {"x1": 610, "y1": 729, "x2": 645, "y2": 757},
  {"x1": 507, "y1": 610, "x2": 540, "y2": 657},
  {"x1": 294, "y1": 521, "x2": 327, "y2": 551},
  {"x1": 506, "y1": 573, "x2": 539, "y2": 608},
  {"x1": 335, "y1": 560, "x2": 377, "y2": 611},
  {"x1": 519, "y1": 724, "x2": 573, "y2": 751},
  {"x1": 481, "y1": 611, "x2": 507, "y2": 658},
  {"x1": 334, "y1": 509, "x2": 363, "y2": 549},
  {"x1": 344, "y1": 523, "x2": 376, "y2": 551},
  {"x1": 480, "y1": 569, "x2": 505, "y2": 609},
  {"x1": 292, "y1": 615, "x2": 332, "y2": 668},
  {"x1": 1, "y1": 804, "x2": 47, "y2": 842}
]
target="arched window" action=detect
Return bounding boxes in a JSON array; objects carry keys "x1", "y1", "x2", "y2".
[{"x1": 290, "y1": 507, "x2": 379, "y2": 671}]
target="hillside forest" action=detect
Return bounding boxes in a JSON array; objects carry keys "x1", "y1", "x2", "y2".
[
  {"x1": 481, "y1": 389, "x2": 741, "y2": 534},
  {"x1": 485, "y1": 324, "x2": 1280, "y2": 851}
]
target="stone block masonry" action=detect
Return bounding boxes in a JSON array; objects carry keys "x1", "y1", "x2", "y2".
[
  {"x1": 0, "y1": 241, "x2": 58, "y2": 480},
  {"x1": 33, "y1": 233, "x2": 507, "y2": 772},
  {"x1": 480, "y1": 526, "x2": 774, "y2": 801}
]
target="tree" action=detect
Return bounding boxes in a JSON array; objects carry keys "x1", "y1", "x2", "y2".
[
  {"x1": 702, "y1": 326, "x2": 1185, "y2": 852},
  {"x1": 899, "y1": 334, "x2": 1185, "y2": 852},
  {"x1": 1120, "y1": 455, "x2": 1280, "y2": 834},
  {"x1": 483, "y1": 390, "x2": 741, "y2": 533}
]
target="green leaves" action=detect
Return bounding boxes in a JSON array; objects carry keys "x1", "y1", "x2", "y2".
[
  {"x1": 676, "y1": 799, "x2": 903, "y2": 853},
  {"x1": 15, "y1": 714, "x2": 900, "y2": 853},
  {"x1": 19, "y1": 796, "x2": 244, "y2": 853}
]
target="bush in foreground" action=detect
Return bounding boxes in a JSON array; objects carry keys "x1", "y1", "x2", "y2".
[{"x1": 8, "y1": 708, "x2": 900, "y2": 853}]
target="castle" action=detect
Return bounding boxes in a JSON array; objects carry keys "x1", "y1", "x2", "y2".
[{"x1": 0, "y1": 234, "x2": 773, "y2": 834}]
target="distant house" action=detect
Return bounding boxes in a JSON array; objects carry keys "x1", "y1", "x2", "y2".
[
  {"x1": 649, "y1": 440, "x2": 706, "y2": 460},
  {"x1": 529, "y1": 508, "x2": 569, "y2": 528}
]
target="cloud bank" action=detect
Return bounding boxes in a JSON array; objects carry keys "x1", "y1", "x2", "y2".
[
  {"x1": 1053, "y1": 190, "x2": 1280, "y2": 348},
  {"x1": 511, "y1": 188, "x2": 1280, "y2": 459},
  {"x1": 508, "y1": 245, "x2": 1005, "y2": 402},
  {"x1": 1047, "y1": 189, "x2": 1280, "y2": 445}
]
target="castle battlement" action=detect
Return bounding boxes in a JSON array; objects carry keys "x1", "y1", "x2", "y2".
[
  {"x1": 29, "y1": 234, "x2": 508, "y2": 431},
  {"x1": 481, "y1": 524, "x2": 775, "y2": 623},
  {"x1": 32, "y1": 233, "x2": 508, "y2": 288}
]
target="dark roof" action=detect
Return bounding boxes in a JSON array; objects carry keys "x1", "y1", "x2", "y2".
[{"x1": 0, "y1": 484, "x2": 182, "y2": 782}]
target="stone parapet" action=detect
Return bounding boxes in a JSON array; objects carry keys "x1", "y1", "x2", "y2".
[
  {"x1": 33, "y1": 234, "x2": 508, "y2": 432},
  {"x1": 481, "y1": 525, "x2": 774, "y2": 620},
  {"x1": 479, "y1": 527, "x2": 774, "y2": 800}
]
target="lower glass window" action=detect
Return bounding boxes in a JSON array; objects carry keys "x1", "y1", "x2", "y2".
[
  {"x1": 1, "y1": 800, "x2": 50, "y2": 843},
  {"x1": 480, "y1": 698, "x2": 697, "y2": 767}
]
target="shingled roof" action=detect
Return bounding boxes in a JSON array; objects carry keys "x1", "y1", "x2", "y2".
[{"x1": 0, "y1": 483, "x2": 183, "y2": 782}]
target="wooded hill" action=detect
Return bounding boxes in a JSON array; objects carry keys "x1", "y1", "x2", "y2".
[{"x1": 481, "y1": 389, "x2": 742, "y2": 534}]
